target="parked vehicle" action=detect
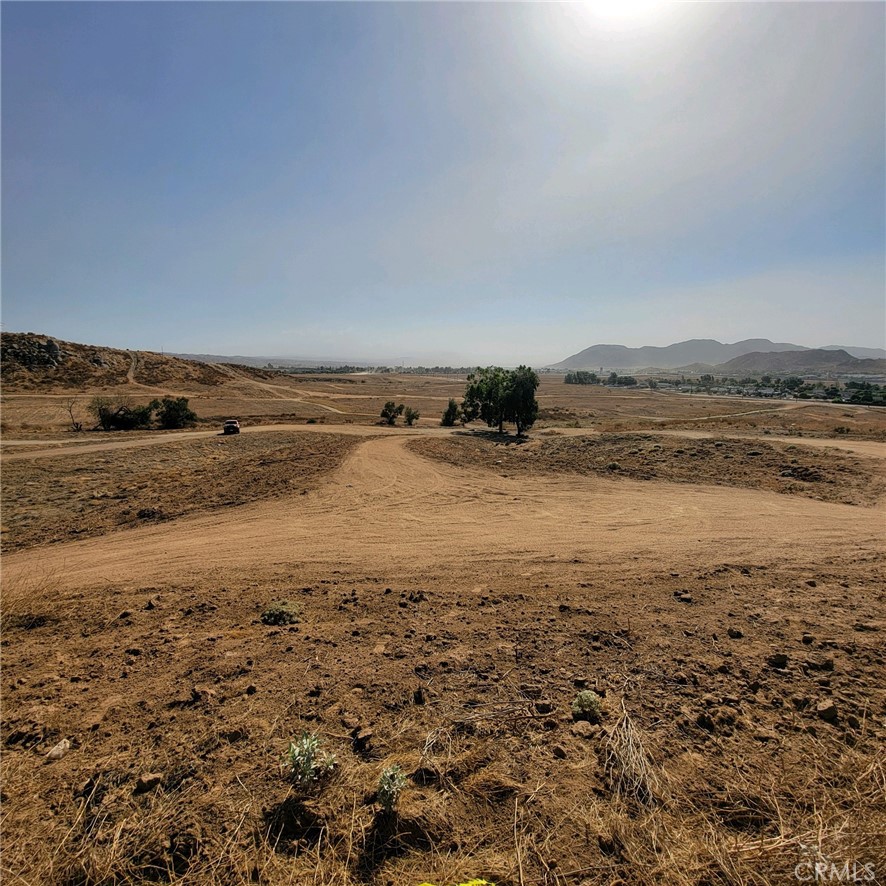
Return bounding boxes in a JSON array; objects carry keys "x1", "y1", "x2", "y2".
[{"x1": 223, "y1": 419, "x2": 240, "y2": 435}]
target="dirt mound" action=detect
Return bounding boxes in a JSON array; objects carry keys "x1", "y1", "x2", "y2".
[
  {"x1": 411, "y1": 432, "x2": 886, "y2": 506},
  {"x1": 2, "y1": 431, "x2": 365, "y2": 552}
]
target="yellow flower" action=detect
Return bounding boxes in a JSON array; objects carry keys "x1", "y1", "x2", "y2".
[{"x1": 416, "y1": 881, "x2": 494, "y2": 886}]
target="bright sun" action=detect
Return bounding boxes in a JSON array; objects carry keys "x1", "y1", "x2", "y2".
[{"x1": 577, "y1": 0, "x2": 671, "y2": 29}]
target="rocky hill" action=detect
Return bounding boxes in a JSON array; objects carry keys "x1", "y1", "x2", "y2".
[
  {"x1": 0, "y1": 332, "x2": 278, "y2": 391},
  {"x1": 712, "y1": 349, "x2": 886, "y2": 375}
]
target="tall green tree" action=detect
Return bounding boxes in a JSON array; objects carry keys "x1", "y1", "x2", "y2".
[
  {"x1": 462, "y1": 366, "x2": 539, "y2": 435},
  {"x1": 506, "y1": 365, "x2": 540, "y2": 435}
]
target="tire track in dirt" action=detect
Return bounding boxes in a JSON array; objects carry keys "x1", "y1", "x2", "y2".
[{"x1": 4, "y1": 434, "x2": 883, "y2": 597}]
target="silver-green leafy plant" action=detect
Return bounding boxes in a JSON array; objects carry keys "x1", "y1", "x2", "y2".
[
  {"x1": 284, "y1": 731, "x2": 336, "y2": 787},
  {"x1": 571, "y1": 689, "x2": 603, "y2": 723},
  {"x1": 377, "y1": 764, "x2": 407, "y2": 812}
]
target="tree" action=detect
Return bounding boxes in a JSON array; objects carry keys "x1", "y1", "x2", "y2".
[
  {"x1": 404, "y1": 406, "x2": 420, "y2": 426},
  {"x1": 155, "y1": 397, "x2": 197, "y2": 429},
  {"x1": 564, "y1": 371, "x2": 598, "y2": 385},
  {"x1": 463, "y1": 366, "x2": 510, "y2": 433},
  {"x1": 88, "y1": 396, "x2": 156, "y2": 431},
  {"x1": 380, "y1": 401, "x2": 405, "y2": 425},
  {"x1": 462, "y1": 365, "x2": 539, "y2": 435},
  {"x1": 505, "y1": 365, "x2": 540, "y2": 434},
  {"x1": 440, "y1": 398, "x2": 460, "y2": 427}
]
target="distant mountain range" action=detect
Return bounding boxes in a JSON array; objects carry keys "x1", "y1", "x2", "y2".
[
  {"x1": 168, "y1": 352, "x2": 370, "y2": 368},
  {"x1": 552, "y1": 339, "x2": 886, "y2": 371}
]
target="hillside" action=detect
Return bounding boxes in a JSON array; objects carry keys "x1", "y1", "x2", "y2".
[
  {"x1": 553, "y1": 338, "x2": 809, "y2": 370},
  {"x1": 0, "y1": 332, "x2": 279, "y2": 391},
  {"x1": 713, "y1": 348, "x2": 886, "y2": 375}
]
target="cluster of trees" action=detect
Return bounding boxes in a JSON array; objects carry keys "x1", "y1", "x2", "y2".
[
  {"x1": 564, "y1": 371, "x2": 637, "y2": 386},
  {"x1": 86, "y1": 396, "x2": 198, "y2": 431},
  {"x1": 441, "y1": 366, "x2": 540, "y2": 435},
  {"x1": 564, "y1": 370, "x2": 599, "y2": 385},
  {"x1": 380, "y1": 401, "x2": 420, "y2": 426}
]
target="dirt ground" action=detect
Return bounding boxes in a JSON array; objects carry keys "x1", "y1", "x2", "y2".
[
  {"x1": 2, "y1": 370, "x2": 886, "y2": 885},
  {"x1": 1, "y1": 432, "x2": 365, "y2": 553},
  {"x1": 410, "y1": 432, "x2": 886, "y2": 507}
]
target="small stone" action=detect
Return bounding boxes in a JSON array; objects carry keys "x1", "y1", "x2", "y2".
[
  {"x1": 134, "y1": 772, "x2": 163, "y2": 794},
  {"x1": 245, "y1": 684, "x2": 257, "y2": 695},
  {"x1": 678, "y1": 594, "x2": 693, "y2": 604},
  {"x1": 753, "y1": 729, "x2": 778, "y2": 742},
  {"x1": 766, "y1": 653, "x2": 788, "y2": 669},
  {"x1": 816, "y1": 700, "x2": 839, "y2": 724},
  {"x1": 727, "y1": 627, "x2": 743, "y2": 639},
  {"x1": 854, "y1": 622, "x2": 879, "y2": 633},
  {"x1": 552, "y1": 745, "x2": 567, "y2": 760},
  {"x1": 805, "y1": 657, "x2": 834, "y2": 672},
  {"x1": 535, "y1": 701, "x2": 553, "y2": 715},
  {"x1": 46, "y1": 739, "x2": 70, "y2": 761},
  {"x1": 570, "y1": 720, "x2": 595, "y2": 738},
  {"x1": 805, "y1": 580, "x2": 817, "y2": 588},
  {"x1": 801, "y1": 633, "x2": 815, "y2": 645},
  {"x1": 846, "y1": 714, "x2": 861, "y2": 730},
  {"x1": 352, "y1": 727, "x2": 373, "y2": 751}
]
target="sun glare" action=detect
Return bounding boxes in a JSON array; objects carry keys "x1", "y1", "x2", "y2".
[{"x1": 574, "y1": 0, "x2": 671, "y2": 30}]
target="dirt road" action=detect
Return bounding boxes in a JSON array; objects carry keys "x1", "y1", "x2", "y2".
[{"x1": 4, "y1": 433, "x2": 882, "y2": 598}]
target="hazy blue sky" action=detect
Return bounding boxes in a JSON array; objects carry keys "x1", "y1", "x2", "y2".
[{"x1": 3, "y1": 1, "x2": 884, "y2": 365}]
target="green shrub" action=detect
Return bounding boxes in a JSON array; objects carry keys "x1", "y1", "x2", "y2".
[
  {"x1": 261, "y1": 601, "x2": 301, "y2": 625},
  {"x1": 284, "y1": 732, "x2": 336, "y2": 787},
  {"x1": 404, "y1": 406, "x2": 420, "y2": 426},
  {"x1": 441, "y1": 399, "x2": 460, "y2": 427},
  {"x1": 572, "y1": 690, "x2": 603, "y2": 723},
  {"x1": 377, "y1": 764, "x2": 407, "y2": 812},
  {"x1": 381, "y1": 401, "x2": 405, "y2": 425},
  {"x1": 155, "y1": 396, "x2": 197, "y2": 429}
]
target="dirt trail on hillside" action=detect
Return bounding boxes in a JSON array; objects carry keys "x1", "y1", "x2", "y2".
[{"x1": 4, "y1": 434, "x2": 882, "y2": 598}]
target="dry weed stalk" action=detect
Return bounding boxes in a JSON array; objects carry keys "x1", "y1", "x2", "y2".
[{"x1": 603, "y1": 702, "x2": 661, "y2": 807}]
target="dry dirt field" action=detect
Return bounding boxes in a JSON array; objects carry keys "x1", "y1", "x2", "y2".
[{"x1": 2, "y1": 360, "x2": 886, "y2": 886}]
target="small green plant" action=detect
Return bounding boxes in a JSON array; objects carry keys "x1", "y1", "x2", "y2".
[
  {"x1": 571, "y1": 690, "x2": 603, "y2": 723},
  {"x1": 261, "y1": 601, "x2": 301, "y2": 625},
  {"x1": 404, "y1": 406, "x2": 420, "y2": 426},
  {"x1": 377, "y1": 764, "x2": 407, "y2": 812},
  {"x1": 284, "y1": 732, "x2": 336, "y2": 787}
]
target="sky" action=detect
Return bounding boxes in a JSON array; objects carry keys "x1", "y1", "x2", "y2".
[{"x1": 2, "y1": 1, "x2": 884, "y2": 366}]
